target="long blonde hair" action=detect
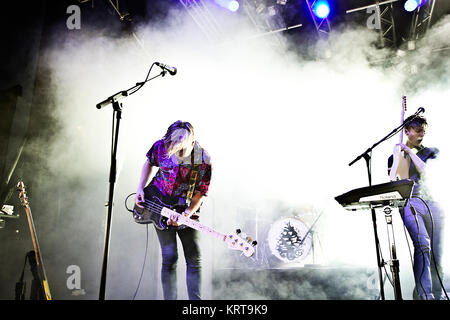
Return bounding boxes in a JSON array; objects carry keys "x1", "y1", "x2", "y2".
[{"x1": 163, "y1": 121, "x2": 194, "y2": 157}]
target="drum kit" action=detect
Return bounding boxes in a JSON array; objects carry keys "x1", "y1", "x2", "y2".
[{"x1": 233, "y1": 207, "x2": 324, "y2": 269}]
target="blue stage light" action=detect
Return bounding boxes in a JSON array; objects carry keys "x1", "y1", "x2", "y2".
[
  {"x1": 312, "y1": 1, "x2": 330, "y2": 19},
  {"x1": 404, "y1": 0, "x2": 422, "y2": 12}
]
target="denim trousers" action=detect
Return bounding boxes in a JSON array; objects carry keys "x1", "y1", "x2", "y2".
[
  {"x1": 154, "y1": 226, "x2": 201, "y2": 300},
  {"x1": 402, "y1": 197, "x2": 446, "y2": 300}
]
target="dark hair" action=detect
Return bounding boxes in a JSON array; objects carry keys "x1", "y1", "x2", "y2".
[{"x1": 405, "y1": 115, "x2": 427, "y2": 130}]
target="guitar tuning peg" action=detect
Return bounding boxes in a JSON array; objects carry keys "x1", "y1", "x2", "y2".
[
  {"x1": 236, "y1": 229, "x2": 241, "y2": 234},
  {"x1": 252, "y1": 240, "x2": 258, "y2": 246}
]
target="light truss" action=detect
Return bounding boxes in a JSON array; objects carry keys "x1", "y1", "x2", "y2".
[
  {"x1": 377, "y1": 2, "x2": 397, "y2": 48},
  {"x1": 346, "y1": 0, "x2": 399, "y2": 48},
  {"x1": 107, "y1": 0, "x2": 131, "y2": 22},
  {"x1": 179, "y1": 0, "x2": 225, "y2": 43},
  {"x1": 408, "y1": 0, "x2": 436, "y2": 44},
  {"x1": 239, "y1": 0, "x2": 302, "y2": 46},
  {"x1": 242, "y1": 0, "x2": 288, "y2": 33}
]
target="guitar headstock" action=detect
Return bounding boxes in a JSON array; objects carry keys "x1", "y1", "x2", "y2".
[
  {"x1": 17, "y1": 181, "x2": 29, "y2": 208},
  {"x1": 225, "y1": 229, "x2": 257, "y2": 257},
  {"x1": 402, "y1": 95, "x2": 407, "y2": 112}
]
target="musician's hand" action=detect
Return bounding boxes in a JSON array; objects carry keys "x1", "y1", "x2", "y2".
[
  {"x1": 167, "y1": 210, "x2": 193, "y2": 226},
  {"x1": 167, "y1": 212, "x2": 180, "y2": 227},
  {"x1": 167, "y1": 219, "x2": 179, "y2": 226},
  {"x1": 182, "y1": 209, "x2": 192, "y2": 218},
  {"x1": 396, "y1": 143, "x2": 412, "y2": 154},
  {"x1": 135, "y1": 188, "x2": 145, "y2": 208}
]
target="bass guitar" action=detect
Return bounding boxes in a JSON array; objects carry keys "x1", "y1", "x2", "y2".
[
  {"x1": 132, "y1": 185, "x2": 256, "y2": 257},
  {"x1": 17, "y1": 181, "x2": 52, "y2": 300},
  {"x1": 389, "y1": 96, "x2": 410, "y2": 181}
]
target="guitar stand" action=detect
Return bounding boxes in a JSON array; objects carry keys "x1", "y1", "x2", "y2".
[{"x1": 15, "y1": 250, "x2": 46, "y2": 300}]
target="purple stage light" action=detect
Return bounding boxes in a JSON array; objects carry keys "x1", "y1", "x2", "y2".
[{"x1": 214, "y1": 0, "x2": 240, "y2": 12}]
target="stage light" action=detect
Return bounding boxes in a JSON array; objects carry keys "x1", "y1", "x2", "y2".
[
  {"x1": 312, "y1": 1, "x2": 331, "y2": 19},
  {"x1": 228, "y1": 0, "x2": 239, "y2": 12},
  {"x1": 214, "y1": 0, "x2": 240, "y2": 12},
  {"x1": 404, "y1": 0, "x2": 423, "y2": 12}
]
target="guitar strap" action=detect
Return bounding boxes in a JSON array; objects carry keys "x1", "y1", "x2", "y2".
[{"x1": 186, "y1": 150, "x2": 200, "y2": 207}]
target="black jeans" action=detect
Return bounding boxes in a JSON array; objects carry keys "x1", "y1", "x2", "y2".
[{"x1": 154, "y1": 226, "x2": 201, "y2": 300}]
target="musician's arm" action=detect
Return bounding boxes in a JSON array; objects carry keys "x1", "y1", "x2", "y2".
[
  {"x1": 135, "y1": 160, "x2": 154, "y2": 207},
  {"x1": 403, "y1": 146, "x2": 426, "y2": 173},
  {"x1": 184, "y1": 192, "x2": 205, "y2": 217},
  {"x1": 167, "y1": 192, "x2": 205, "y2": 226}
]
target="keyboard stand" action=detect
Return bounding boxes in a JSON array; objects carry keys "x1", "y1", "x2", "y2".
[{"x1": 382, "y1": 205, "x2": 403, "y2": 300}]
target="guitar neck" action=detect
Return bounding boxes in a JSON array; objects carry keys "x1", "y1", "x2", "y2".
[
  {"x1": 400, "y1": 96, "x2": 406, "y2": 144},
  {"x1": 161, "y1": 208, "x2": 227, "y2": 242},
  {"x1": 24, "y1": 206, "x2": 41, "y2": 261}
]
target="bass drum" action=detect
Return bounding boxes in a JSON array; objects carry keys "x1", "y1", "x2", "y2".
[{"x1": 266, "y1": 217, "x2": 312, "y2": 264}]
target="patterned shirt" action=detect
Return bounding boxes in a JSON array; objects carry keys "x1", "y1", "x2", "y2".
[{"x1": 146, "y1": 139, "x2": 212, "y2": 200}]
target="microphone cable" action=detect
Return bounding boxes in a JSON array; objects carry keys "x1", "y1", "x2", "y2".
[
  {"x1": 132, "y1": 224, "x2": 149, "y2": 300},
  {"x1": 410, "y1": 204, "x2": 428, "y2": 300},
  {"x1": 125, "y1": 192, "x2": 150, "y2": 300},
  {"x1": 400, "y1": 206, "x2": 418, "y2": 296},
  {"x1": 415, "y1": 196, "x2": 449, "y2": 300}
]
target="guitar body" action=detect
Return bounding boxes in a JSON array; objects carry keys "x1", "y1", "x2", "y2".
[
  {"x1": 130, "y1": 184, "x2": 257, "y2": 257},
  {"x1": 133, "y1": 184, "x2": 187, "y2": 229},
  {"x1": 389, "y1": 96, "x2": 410, "y2": 181},
  {"x1": 390, "y1": 148, "x2": 410, "y2": 181}
]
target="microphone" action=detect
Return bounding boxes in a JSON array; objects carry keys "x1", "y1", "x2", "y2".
[
  {"x1": 155, "y1": 62, "x2": 177, "y2": 75},
  {"x1": 404, "y1": 107, "x2": 425, "y2": 123},
  {"x1": 411, "y1": 107, "x2": 425, "y2": 118}
]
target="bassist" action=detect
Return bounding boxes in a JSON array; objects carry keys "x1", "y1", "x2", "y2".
[{"x1": 135, "y1": 120, "x2": 212, "y2": 300}]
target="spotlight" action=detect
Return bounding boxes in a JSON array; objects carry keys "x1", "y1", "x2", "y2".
[
  {"x1": 312, "y1": 1, "x2": 331, "y2": 19},
  {"x1": 228, "y1": 0, "x2": 239, "y2": 12},
  {"x1": 214, "y1": 0, "x2": 240, "y2": 12},
  {"x1": 404, "y1": 0, "x2": 423, "y2": 12}
]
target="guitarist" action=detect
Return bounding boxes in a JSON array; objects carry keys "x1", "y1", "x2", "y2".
[
  {"x1": 135, "y1": 120, "x2": 212, "y2": 300},
  {"x1": 388, "y1": 116, "x2": 446, "y2": 300}
]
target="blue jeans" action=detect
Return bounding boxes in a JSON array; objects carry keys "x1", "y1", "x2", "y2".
[
  {"x1": 402, "y1": 197, "x2": 445, "y2": 300},
  {"x1": 154, "y1": 226, "x2": 201, "y2": 300}
]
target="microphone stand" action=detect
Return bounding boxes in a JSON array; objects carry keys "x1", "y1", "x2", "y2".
[
  {"x1": 97, "y1": 65, "x2": 167, "y2": 300},
  {"x1": 348, "y1": 108, "x2": 423, "y2": 300}
]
